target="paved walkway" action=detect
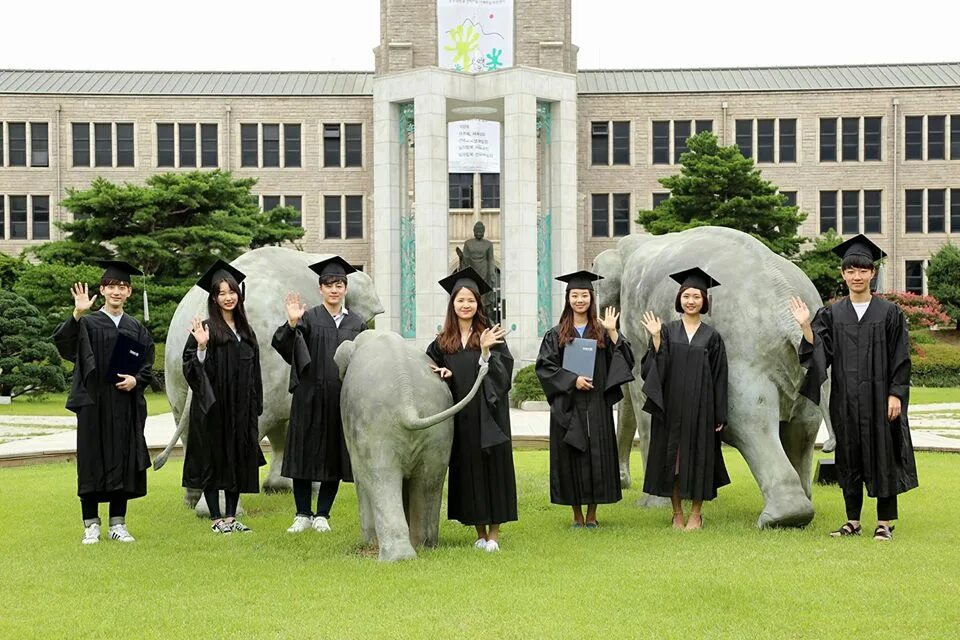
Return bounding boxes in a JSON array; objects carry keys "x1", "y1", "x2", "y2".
[{"x1": 1, "y1": 402, "x2": 958, "y2": 466}]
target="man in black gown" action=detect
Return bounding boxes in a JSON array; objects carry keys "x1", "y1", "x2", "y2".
[
  {"x1": 272, "y1": 256, "x2": 367, "y2": 534},
  {"x1": 789, "y1": 235, "x2": 917, "y2": 541},
  {"x1": 54, "y1": 261, "x2": 154, "y2": 545}
]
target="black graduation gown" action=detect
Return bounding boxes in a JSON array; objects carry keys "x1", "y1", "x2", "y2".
[
  {"x1": 640, "y1": 320, "x2": 730, "y2": 501},
  {"x1": 53, "y1": 311, "x2": 154, "y2": 500},
  {"x1": 536, "y1": 327, "x2": 635, "y2": 506},
  {"x1": 272, "y1": 306, "x2": 366, "y2": 482},
  {"x1": 181, "y1": 325, "x2": 266, "y2": 493},
  {"x1": 799, "y1": 297, "x2": 918, "y2": 498},
  {"x1": 426, "y1": 340, "x2": 518, "y2": 526}
]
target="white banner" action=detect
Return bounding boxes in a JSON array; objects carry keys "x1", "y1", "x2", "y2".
[
  {"x1": 448, "y1": 119, "x2": 501, "y2": 173},
  {"x1": 437, "y1": 0, "x2": 513, "y2": 73}
]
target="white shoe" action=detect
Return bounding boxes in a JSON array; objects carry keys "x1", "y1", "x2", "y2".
[
  {"x1": 312, "y1": 516, "x2": 331, "y2": 533},
  {"x1": 485, "y1": 540, "x2": 500, "y2": 553},
  {"x1": 108, "y1": 523, "x2": 135, "y2": 543},
  {"x1": 82, "y1": 523, "x2": 100, "y2": 545},
  {"x1": 287, "y1": 515, "x2": 313, "y2": 533},
  {"x1": 474, "y1": 538, "x2": 488, "y2": 550}
]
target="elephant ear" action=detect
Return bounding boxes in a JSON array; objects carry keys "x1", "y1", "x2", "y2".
[{"x1": 334, "y1": 340, "x2": 357, "y2": 382}]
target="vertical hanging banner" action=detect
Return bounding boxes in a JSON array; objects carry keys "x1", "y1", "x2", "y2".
[
  {"x1": 448, "y1": 119, "x2": 501, "y2": 173},
  {"x1": 437, "y1": 0, "x2": 513, "y2": 73}
]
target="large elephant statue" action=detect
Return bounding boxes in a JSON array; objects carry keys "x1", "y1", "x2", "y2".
[
  {"x1": 334, "y1": 330, "x2": 489, "y2": 562},
  {"x1": 154, "y1": 247, "x2": 384, "y2": 502},
  {"x1": 593, "y1": 227, "x2": 833, "y2": 528}
]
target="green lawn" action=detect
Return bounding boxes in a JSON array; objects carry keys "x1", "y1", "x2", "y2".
[
  {"x1": 911, "y1": 387, "x2": 960, "y2": 405},
  {"x1": 1, "y1": 450, "x2": 957, "y2": 638},
  {"x1": 0, "y1": 391, "x2": 171, "y2": 417}
]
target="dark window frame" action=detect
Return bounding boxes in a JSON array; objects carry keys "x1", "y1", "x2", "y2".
[
  {"x1": 480, "y1": 173, "x2": 500, "y2": 209},
  {"x1": 674, "y1": 120, "x2": 691, "y2": 164},
  {"x1": 905, "y1": 260, "x2": 924, "y2": 295},
  {"x1": 591, "y1": 122, "x2": 609, "y2": 166},
  {"x1": 904, "y1": 116, "x2": 923, "y2": 160},
  {"x1": 32, "y1": 195, "x2": 50, "y2": 239},
  {"x1": 651, "y1": 121, "x2": 670, "y2": 165},
  {"x1": 756, "y1": 119, "x2": 775, "y2": 163},
  {"x1": 261, "y1": 124, "x2": 280, "y2": 168},
  {"x1": 927, "y1": 115, "x2": 946, "y2": 160},
  {"x1": 928, "y1": 188, "x2": 946, "y2": 233},
  {"x1": 735, "y1": 119, "x2": 753, "y2": 159},
  {"x1": 115, "y1": 123, "x2": 134, "y2": 167},
  {"x1": 612, "y1": 121, "x2": 630, "y2": 165},
  {"x1": 344, "y1": 123, "x2": 362, "y2": 167},
  {"x1": 324, "y1": 195, "x2": 342, "y2": 239},
  {"x1": 285, "y1": 195, "x2": 302, "y2": 228},
  {"x1": 30, "y1": 122, "x2": 49, "y2": 167},
  {"x1": 448, "y1": 173, "x2": 473, "y2": 209},
  {"x1": 345, "y1": 195, "x2": 363, "y2": 239},
  {"x1": 819, "y1": 191, "x2": 837, "y2": 234},
  {"x1": 841, "y1": 190, "x2": 860, "y2": 234},
  {"x1": 72, "y1": 123, "x2": 90, "y2": 167},
  {"x1": 179, "y1": 123, "x2": 196, "y2": 168},
  {"x1": 94, "y1": 123, "x2": 113, "y2": 167},
  {"x1": 842, "y1": 117, "x2": 859, "y2": 162},
  {"x1": 8, "y1": 122, "x2": 27, "y2": 166},
  {"x1": 323, "y1": 123, "x2": 341, "y2": 167},
  {"x1": 612, "y1": 193, "x2": 630, "y2": 237},
  {"x1": 284, "y1": 123, "x2": 302, "y2": 168},
  {"x1": 240, "y1": 124, "x2": 258, "y2": 167},
  {"x1": 779, "y1": 119, "x2": 796, "y2": 163},
  {"x1": 819, "y1": 118, "x2": 837, "y2": 162},
  {"x1": 591, "y1": 193, "x2": 609, "y2": 237},
  {"x1": 157, "y1": 123, "x2": 175, "y2": 167},
  {"x1": 864, "y1": 190, "x2": 882, "y2": 234},
  {"x1": 200, "y1": 123, "x2": 218, "y2": 167},
  {"x1": 864, "y1": 117, "x2": 882, "y2": 161},
  {"x1": 952, "y1": 188, "x2": 960, "y2": 233},
  {"x1": 9, "y1": 195, "x2": 27, "y2": 239},
  {"x1": 905, "y1": 189, "x2": 924, "y2": 233}
]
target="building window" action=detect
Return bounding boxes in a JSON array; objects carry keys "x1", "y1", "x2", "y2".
[
  {"x1": 952, "y1": 189, "x2": 960, "y2": 232},
  {"x1": 241, "y1": 124, "x2": 258, "y2": 167},
  {"x1": 0, "y1": 198, "x2": 3, "y2": 237},
  {"x1": 755, "y1": 119, "x2": 774, "y2": 163},
  {"x1": 819, "y1": 191, "x2": 837, "y2": 233},
  {"x1": 612, "y1": 193, "x2": 630, "y2": 237},
  {"x1": 94, "y1": 123, "x2": 112, "y2": 167},
  {"x1": 262, "y1": 124, "x2": 280, "y2": 168},
  {"x1": 674, "y1": 120, "x2": 691, "y2": 164},
  {"x1": 905, "y1": 116, "x2": 923, "y2": 160},
  {"x1": 612, "y1": 121, "x2": 630, "y2": 165},
  {"x1": 864, "y1": 117, "x2": 882, "y2": 161},
  {"x1": 284, "y1": 124, "x2": 301, "y2": 168},
  {"x1": 9, "y1": 195, "x2": 27, "y2": 239},
  {"x1": 842, "y1": 117, "x2": 859, "y2": 162},
  {"x1": 201, "y1": 124, "x2": 218, "y2": 167},
  {"x1": 179, "y1": 123, "x2": 196, "y2": 168},
  {"x1": 781, "y1": 191, "x2": 797, "y2": 207},
  {"x1": 116, "y1": 123, "x2": 134, "y2": 167},
  {"x1": 345, "y1": 195, "x2": 363, "y2": 238},
  {"x1": 591, "y1": 194, "x2": 609, "y2": 237},
  {"x1": 8, "y1": 123, "x2": 27, "y2": 166},
  {"x1": 695, "y1": 120, "x2": 713, "y2": 134},
  {"x1": 905, "y1": 260, "x2": 924, "y2": 295},
  {"x1": 819, "y1": 118, "x2": 837, "y2": 162},
  {"x1": 480, "y1": 173, "x2": 500, "y2": 209},
  {"x1": 905, "y1": 189, "x2": 923, "y2": 233},
  {"x1": 864, "y1": 190, "x2": 882, "y2": 234},
  {"x1": 72, "y1": 123, "x2": 90, "y2": 167},
  {"x1": 841, "y1": 190, "x2": 859, "y2": 234},
  {"x1": 30, "y1": 123, "x2": 49, "y2": 167},
  {"x1": 652, "y1": 192, "x2": 670, "y2": 208},
  {"x1": 344, "y1": 124, "x2": 362, "y2": 167},
  {"x1": 324, "y1": 195, "x2": 341, "y2": 239},
  {"x1": 0, "y1": 126, "x2": 3, "y2": 166},
  {"x1": 32, "y1": 195, "x2": 50, "y2": 239},
  {"x1": 323, "y1": 123, "x2": 341, "y2": 167},
  {"x1": 736, "y1": 120, "x2": 753, "y2": 158},
  {"x1": 262, "y1": 195, "x2": 281, "y2": 212},
  {"x1": 157, "y1": 124, "x2": 175, "y2": 167},
  {"x1": 652, "y1": 121, "x2": 670, "y2": 165},
  {"x1": 779, "y1": 119, "x2": 796, "y2": 163},
  {"x1": 591, "y1": 122, "x2": 608, "y2": 165},
  {"x1": 285, "y1": 195, "x2": 302, "y2": 228},
  {"x1": 952, "y1": 115, "x2": 960, "y2": 160},
  {"x1": 449, "y1": 173, "x2": 473, "y2": 209},
  {"x1": 928, "y1": 115, "x2": 946, "y2": 160},
  {"x1": 928, "y1": 188, "x2": 946, "y2": 232}
]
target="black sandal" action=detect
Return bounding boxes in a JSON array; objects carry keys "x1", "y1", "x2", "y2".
[
  {"x1": 829, "y1": 521, "x2": 862, "y2": 537},
  {"x1": 873, "y1": 524, "x2": 894, "y2": 541}
]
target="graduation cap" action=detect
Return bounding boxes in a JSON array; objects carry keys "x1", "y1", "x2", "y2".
[
  {"x1": 308, "y1": 255, "x2": 356, "y2": 280},
  {"x1": 196, "y1": 259, "x2": 246, "y2": 294},
  {"x1": 98, "y1": 260, "x2": 143, "y2": 283},
  {"x1": 832, "y1": 234, "x2": 887, "y2": 262},
  {"x1": 556, "y1": 270, "x2": 603, "y2": 291},
  {"x1": 438, "y1": 266, "x2": 492, "y2": 296},
  {"x1": 669, "y1": 266, "x2": 721, "y2": 291}
]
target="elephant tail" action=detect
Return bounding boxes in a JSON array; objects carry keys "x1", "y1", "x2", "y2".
[
  {"x1": 153, "y1": 388, "x2": 192, "y2": 471},
  {"x1": 401, "y1": 361, "x2": 490, "y2": 431}
]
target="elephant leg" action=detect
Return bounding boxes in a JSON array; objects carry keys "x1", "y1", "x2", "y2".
[
  {"x1": 369, "y1": 468, "x2": 417, "y2": 562},
  {"x1": 726, "y1": 379, "x2": 814, "y2": 529},
  {"x1": 262, "y1": 423, "x2": 292, "y2": 493},
  {"x1": 780, "y1": 401, "x2": 821, "y2": 499},
  {"x1": 616, "y1": 389, "x2": 639, "y2": 489},
  {"x1": 406, "y1": 465, "x2": 446, "y2": 549},
  {"x1": 184, "y1": 487, "x2": 201, "y2": 509},
  {"x1": 355, "y1": 479, "x2": 378, "y2": 547}
]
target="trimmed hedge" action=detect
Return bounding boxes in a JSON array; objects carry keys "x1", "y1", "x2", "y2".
[
  {"x1": 510, "y1": 363, "x2": 545, "y2": 406},
  {"x1": 912, "y1": 342, "x2": 960, "y2": 387}
]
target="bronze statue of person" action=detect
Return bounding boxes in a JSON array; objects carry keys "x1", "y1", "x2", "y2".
[{"x1": 457, "y1": 221, "x2": 499, "y2": 322}]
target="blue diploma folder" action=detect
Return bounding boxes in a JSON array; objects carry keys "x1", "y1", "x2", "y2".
[
  {"x1": 106, "y1": 333, "x2": 147, "y2": 382},
  {"x1": 562, "y1": 337, "x2": 597, "y2": 378}
]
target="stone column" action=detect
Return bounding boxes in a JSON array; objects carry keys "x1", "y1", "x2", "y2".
[{"x1": 372, "y1": 93, "x2": 403, "y2": 332}]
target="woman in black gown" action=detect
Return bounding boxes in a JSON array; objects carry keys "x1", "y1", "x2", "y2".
[
  {"x1": 427, "y1": 267, "x2": 517, "y2": 552},
  {"x1": 640, "y1": 267, "x2": 729, "y2": 531},
  {"x1": 536, "y1": 270, "x2": 635, "y2": 529},
  {"x1": 182, "y1": 260, "x2": 265, "y2": 534}
]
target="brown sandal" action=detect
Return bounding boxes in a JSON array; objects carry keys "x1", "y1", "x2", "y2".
[{"x1": 829, "y1": 521, "x2": 862, "y2": 537}]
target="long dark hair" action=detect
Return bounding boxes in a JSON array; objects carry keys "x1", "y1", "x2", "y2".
[
  {"x1": 206, "y1": 275, "x2": 256, "y2": 345},
  {"x1": 556, "y1": 289, "x2": 606, "y2": 348},
  {"x1": 436, "y1": 285, "x2": 489, "y2": 354}
]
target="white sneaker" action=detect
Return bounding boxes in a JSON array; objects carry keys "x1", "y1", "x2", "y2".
[
  {"x1": 312, "y1": 516, "x2": 331, "y2": 533},
  {"x1": 474, "y1": 538, "x2": 488, "y2": 550},
  {"x1": 82, "y1": 523, "x2": 100, "y2": 545},
  {"x1": 485, "y1": 540, "x2": 500, "y2": 552},
  {"x1": 287, "y1": 515, "x2": 313, "y2": 533},
  {"x1": 108, "y1": 524, "x2": 135, "y2": 543}
]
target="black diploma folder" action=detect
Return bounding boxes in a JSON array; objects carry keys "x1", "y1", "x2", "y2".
[
  {"x1": 562, "y1": 337, "x2": 597, "y2": 378},
  {"x1": 106, "y1": 333, "x2": 147, "y2": 381}
]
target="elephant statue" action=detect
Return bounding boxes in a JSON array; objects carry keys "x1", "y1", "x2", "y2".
[
  {"x1": 334, "y1": 330, "x2": 489, "y2": 562},
  {"x1": 593, "y1": 227, "x2": 834, "y2": 528},
  {"x1": 154, "y1": 247, "x2": 384, "y2": 507}
]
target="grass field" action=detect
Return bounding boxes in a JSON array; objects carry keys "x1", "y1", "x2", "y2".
[{"x1": 1, "y1": 450, "x2": 957, "y2": 639}]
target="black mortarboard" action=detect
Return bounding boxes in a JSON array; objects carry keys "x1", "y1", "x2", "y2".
[
  {"x1": 556, "y1": 270, "x2": 603, "y2": 291},
  {"x1": 438, "y1": 266, "x2": 492, "y2": 296},
  {"x1": 308, "y1": 256, "x2": 357, "y2": 279},
  {"x1": 669, "y1": 267, "x2": 721, "y2": 291},
  {"x1": 98, "y1": 260, "x2": 143, "y2": 283},
  {"x1": 831, "y1": 234, "x2": 886, "y2": 262},
  {"x1": 196, "y1": 259, "x2": 246, "y2": 293}
]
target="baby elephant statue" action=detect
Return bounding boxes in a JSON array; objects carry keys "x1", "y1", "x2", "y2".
[{"x1": 334, "y1": 330, "x2": 489, "y2": 562}]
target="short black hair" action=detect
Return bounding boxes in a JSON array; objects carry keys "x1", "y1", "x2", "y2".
[
  {"x1": 841, "y1": 254, "x2": 877, "y2": 271},
  {"x1": 675, "y1": 286, "x2": 709, "y2": 314},
  {"x1": 100, "y1": 277, "x2": 130, "y2": 287},
  {"x1": 319, "y1": 274, "x2": 348, "y2": 286}
]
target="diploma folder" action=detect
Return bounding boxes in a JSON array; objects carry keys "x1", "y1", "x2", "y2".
[
  {"x1": 106, "y1": 333, "x2": 147, "y2": 382},
  {"x1": 562, "y1": 338, "x2": 597, "y2": 379}
]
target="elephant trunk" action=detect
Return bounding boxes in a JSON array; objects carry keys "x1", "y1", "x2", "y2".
[
  {"x1": 402, "y1": 362, "x2": 490, "y2": 430},
  {"x1": 153, "y1": 388, "x2": 192, "y2": 471}
]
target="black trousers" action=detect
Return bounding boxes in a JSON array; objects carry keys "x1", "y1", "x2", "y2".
[
  {"x1": 81, "y1": 496, "x2": 127, "y2": 524},
  {"x1": 203, "y1": 489, "x2": 240, "y2": 520},
  {"x1": 843, "y1": 484, "x2": 898, "y2": 521},
  {"x1": 292, "y1": 479, "x2": 340, "y2": 518}
]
